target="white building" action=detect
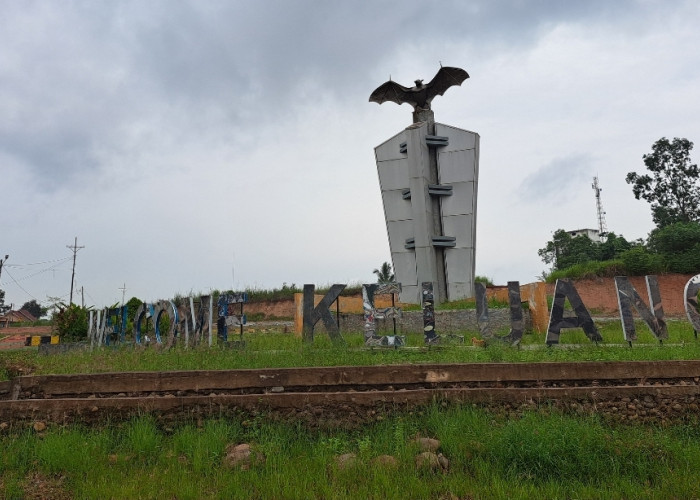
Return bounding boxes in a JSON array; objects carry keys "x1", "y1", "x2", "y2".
[{"x1": 566, "y1": 228, "x2": 602, "y2": 243}]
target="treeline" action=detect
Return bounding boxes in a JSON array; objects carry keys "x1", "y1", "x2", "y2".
[
  {"x1": 540, "y1": 136, "x2": 700, "y2": 282},
  {"x1": 539, "y1": 222, "x2": 700, "y2": 282}
]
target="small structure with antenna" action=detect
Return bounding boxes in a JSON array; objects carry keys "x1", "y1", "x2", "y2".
[{"x1": 564, "y1": 176, "x2": 610, "y2": 243}]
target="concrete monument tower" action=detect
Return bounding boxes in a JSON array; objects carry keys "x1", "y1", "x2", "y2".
[{"x1": 370, "y1": 67, "x2": 479, "y2": 305}]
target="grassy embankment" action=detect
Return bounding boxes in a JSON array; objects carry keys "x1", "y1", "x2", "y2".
[
  {"x1": 3, "y1": 322, "x2": 700, "y2": 498},
  {"x1": 1, "y1": 320, "x2": 699, "y2": 380},
  {"x1": 2, "y1": 404, "x2": 700, "y2": 499}
]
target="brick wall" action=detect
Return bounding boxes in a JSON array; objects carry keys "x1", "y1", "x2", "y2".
[{"x1": 546, "y1": 274, "x2": 697, "y2": 316}]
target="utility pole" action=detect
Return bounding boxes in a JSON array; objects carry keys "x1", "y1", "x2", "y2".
[
  {"x1": 119, "y1": 283, "x2": 127, "y2": 307},
  {"x1": 81, "y1": 287, "x2": 85, "y2": 308},
  {"x1": 0, "y1": 254, "x2": 8, "y2": 316},
  {"x1": 66, "y1": 237, "x2": 84, "y2": 305},
  {"x1": 0, "y1": 254, "x2": 8, "y2": 284}
]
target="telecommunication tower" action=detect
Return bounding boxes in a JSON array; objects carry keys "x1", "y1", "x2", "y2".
[{"x1": 592, "y1": 176, "x2": 608, "y2": 241}]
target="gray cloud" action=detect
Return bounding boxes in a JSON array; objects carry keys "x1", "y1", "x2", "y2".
[
  {"x1": 518, "y1": 154, "x2": 593, "y2": 202},
  {"x1": 0, "y1": 0, "x2": 698, "y2": 307},
  {"x1": 0, "y1": 0, "x2": 638, "y2": 190}
]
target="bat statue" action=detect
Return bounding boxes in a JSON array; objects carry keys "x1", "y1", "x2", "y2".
[{"x1": 369, "y1": 66, "x2": 469, "y2": 113}]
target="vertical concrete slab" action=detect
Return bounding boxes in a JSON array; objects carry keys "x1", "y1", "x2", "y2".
[
  {"x1": 375, "y1": 122, "x2": 479, "y2": 304},
  {"x1": 435, "y1": 123, "x2": 479, "y2": 302},
  {"x1": 376, "y1": 130, "x2": 419, "y2": 304},
  {"x1": 406, "y1": 123, "x2": 443, "y2": 304}
]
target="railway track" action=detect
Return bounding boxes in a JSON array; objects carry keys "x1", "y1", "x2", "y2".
[{"x1": 2, "y1": 361, "x2": 700, "y2": 422}]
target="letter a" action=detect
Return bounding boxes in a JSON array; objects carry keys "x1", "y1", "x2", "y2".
[{"x1": 546, "y1": 279, "x2": 601, "y2": 345}]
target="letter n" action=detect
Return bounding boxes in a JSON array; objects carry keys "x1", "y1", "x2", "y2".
[{"x1": 614, "y1": 276, "x2": 667, "y2": 343}]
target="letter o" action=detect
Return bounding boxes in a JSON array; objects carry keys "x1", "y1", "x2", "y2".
[{"x1": 684, "y1": 274, "x2": 700, "y2": 332}]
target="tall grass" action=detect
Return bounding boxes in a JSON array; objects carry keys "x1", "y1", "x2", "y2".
[{"x1": 2, "y1": 405, "x2": 700, "y2": 499}]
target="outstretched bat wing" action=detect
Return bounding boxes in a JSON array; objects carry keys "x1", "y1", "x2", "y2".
[
  {"x1": 426, "y1": 67, "x2": 469, "y2": 103},
  {"x1": 369, "y1": 80, "x2": 416, "y2": 107}
]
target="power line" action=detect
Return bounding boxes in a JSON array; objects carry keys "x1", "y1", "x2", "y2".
[
  {"x1": 2, "y1": 267, "x2": 38, "y2": 302},
  {"x1": 83, "y1": 288, "x2": 98, "y2": 307},
  {"x1": 5, "y1": 256, "x2": 72, "y2": 268},
  {"x1": 67, "y1": 237, "x2": 85, "y2": 305},
  {"x1": 1, "y1": 258, "x2": 70, "y2": 285}
]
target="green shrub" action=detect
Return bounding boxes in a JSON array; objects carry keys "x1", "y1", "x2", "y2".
[
  {"x1": 620, "y1": 247, "x2": 665, "y2": 275},
  {"x1": 475, "y1": 275, "x2": 495, "y2": 286},
  {"x1": 648, "y1": 221, "x2": 700, "y2": 254},
  {"x1": 648, "y1": 222, "x2": 700, "y2": 274},
  {"x1": 665, "y1": 247, "x2": 700, "y2": 274},
  {"x1": 546, "y1": 260, "x2": 625, "y2": 283},
  {"x1": 53, "y1": 303, "x2": 89, "y2": 341}
]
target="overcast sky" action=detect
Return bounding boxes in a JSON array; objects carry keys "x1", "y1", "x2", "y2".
[{"x1": 1, "y1": 0, "x2": 699, "y2": 309}]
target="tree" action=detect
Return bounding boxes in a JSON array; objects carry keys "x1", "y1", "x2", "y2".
[
  {"x1": 538, "y1": 230, "x2": 599, "y2": 270},
  {"x1": 20, "y1": 300, "x2": 47, "y2": 319},
  {"x1": 125, "y1": 296, "x2": 143, "y2": 323},
  {"x1": 0, "y1": 289, "x2": 8, "y2": 315},
  {"x1": 53, "y1": 303, "x2": 89, "y2": 341},
  {"x1": 538, "y1": 230, "x2": 634, "y2": 272},
  {"x1": 373, "y1": 261, "x2": 395, "y2": 283},
  {"x1": 647, "y1": 221, "x2": 700, "y2": 273},
  {"x1": 620, "y1": 246, "x2": 662, "y2": 276},
  {"x1": 626, "y1": 137, "x2": 700, "y2": 227},
  {"x1": 598, "y1": 232, "x2": 632, "y2": 261}
]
